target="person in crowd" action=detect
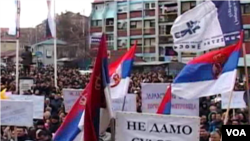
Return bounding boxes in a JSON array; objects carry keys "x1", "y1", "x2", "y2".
[
  {"x1": 49, "y1": 115, "x2": 61, "y2": 134},
  {"x1": 209, "y1": 130, "x2": 221, "y2": 141},
  {"x1": 21, "y1": 46, "x2": 33, "y2": 76}
]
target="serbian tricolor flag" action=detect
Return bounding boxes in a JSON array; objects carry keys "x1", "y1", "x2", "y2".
[
  {"x1": 157, "y1": 85, "x2": 171, "y2": 114},
  {"x1": 84, "y1": 34, "x2": 113, "y2": 141},
  {"x1": 172, "y1": 32, "x2": 243, "y2": 99},
  {"x1": 46, "y1": 0, "x2": 56, "y2": 38},
  {"x1": 109, "y1": 42, "x2": 136, "y2": 99},
  {"x1": 54, "y1": 88, "x2": 88, "y2": 141}
]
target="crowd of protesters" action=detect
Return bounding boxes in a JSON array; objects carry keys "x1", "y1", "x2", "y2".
[{"x1": 0, "y1": 63, "x2": 249, "y2": 141}]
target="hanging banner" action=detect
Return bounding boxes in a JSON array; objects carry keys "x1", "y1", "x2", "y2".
[
  {"x1": 115, "y1": 112, "x2": 200, "y2": 141},
  {"x1": 1, "y1": 100, "x2": 33, "y2": 126},
  {"x1": 141, "y1": 83, "x2": 199, "y2": 116}
]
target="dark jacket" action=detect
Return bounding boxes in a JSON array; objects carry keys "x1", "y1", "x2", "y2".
[{"x1": 21, "y1": 51, "x2": 32, "y2": 66}]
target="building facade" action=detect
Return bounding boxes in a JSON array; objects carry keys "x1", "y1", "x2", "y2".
[{"x1": 90, "y1": 0, "x2": 250, "y2": 62}]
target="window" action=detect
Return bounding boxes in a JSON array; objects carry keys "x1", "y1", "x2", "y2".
[
  {"x1": 130, "y1": 21, "x2": 142, "y2": 29},
  {"x1": 106, "y1": 34, "x2": 114, "y2": 41},
  {"x1": 118, "y1": 22, "x2": 127, "y2": 30},
  {"x1": 145, "y1": 3, "x2": 150, "y2": 9},
  {"x1": 159, "y1": 25, "x2": 172, "y2": 35},
  {"x1": 241, "y1": 4, "x2": 250, "y2": 14},
  {"x1": 106, "y1": 19, "x2": 114, "y2": 26},
  {"x1": 118, "y1": 39, "x2": 127, "y2": 48},
  {"x1": 144, "y1": 20, "x2": 155, "y2": 28},
  {"x1": 118, "y1": 6, "x2": 127, "y2": 13},
  {"x1": 181, "y1": 1, "x2": 196, "y2": 14},
  {"x1": 244, "y1": 29, "x2": 250, "y2": 41},
  {"x1": 130, "y1": 21, "x2": 137, "y2": 29},
  {"x1": 91, "y1": 20, "x2": 102, "y2": 27},
  {"x1": 160, "y1": 3, "x2": 177, "y2": 14},
  {"x1": 151, "y1": 3, "x2": 155, "y2": 8},
  {"x1": 144, "y1": 38, "x2": 155, "y2": 47}
]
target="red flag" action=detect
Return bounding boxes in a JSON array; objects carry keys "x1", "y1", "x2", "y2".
[{"x1": 84, "y1": 34, "x2": 109, "y2": 141}]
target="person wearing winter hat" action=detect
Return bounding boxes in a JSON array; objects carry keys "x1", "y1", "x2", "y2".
[{"x1": 49, "y1": 115, "x2": 60, "y2": 134}]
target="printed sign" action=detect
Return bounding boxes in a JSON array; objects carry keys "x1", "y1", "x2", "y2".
[
  {"x1": 63, "y1": 89, "x2": 83, "y2": 112},
  {"x1": 19, "y1": 79, "x2": 34, "y2": 94},
  {"x1": 221, "y1": 91, "x2": 246, "y2": 109},
  {"x1": 9, "y1": 95, "x2": 44, "y2": 119},
  {"x1": 115, "y1": 112, "x2": 200, "y2": 141},
  {"x1": 141, "y1": 83, "x2": 199, "y2": 116},
  {"x1": 112, "y1": 94, "x2": 137, "y2": 112},
  {"x1": 1, "y1": 100, "x2": 33, "y2": 126}
]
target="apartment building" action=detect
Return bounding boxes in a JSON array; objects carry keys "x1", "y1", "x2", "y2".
[{"x1": 89, "y1": 0, "x2": 250, "y2": 62}]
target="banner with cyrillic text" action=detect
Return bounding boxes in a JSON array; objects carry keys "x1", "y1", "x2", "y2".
[
  {"x1": 221, "y1": 91, "x2": 246, "y2": 109},
  {"x1": 141, "y1": 83, "x2": 199, "y2": 116},
  {"x1": 9, "y1": 95, "x2": 44, "y2": 119},
  {"x1": 1, "y1": 100, "x2": 33, "y2": 126},
  {"x1": 115, "y1": 112, "x2": 200, "y2": 141},
  {"x1": 112, "y1": 94, "x2": 137, "y2": 112},
  {"x1": 63, "y1": 89, "x2": 83, "y2": 112}
]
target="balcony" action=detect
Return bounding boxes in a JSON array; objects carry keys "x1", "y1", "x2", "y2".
[
  {"x1": 159, "y1": 13, "x2": 178, "y2": 23},
  {"x1": 159, "y1": 35, "x2": 173, "y2": 44},
  {"x1": 144, "y1": 10, "x2": 155, "y2": 17},
  {"x1": 135, "y1": 46, "x2": 143, "y2": 53},
  {"x1": 130, "y1": 29, "x2": 142, "y2": 36},
  {"x1": 90, "y1": 27, "x2": 102, "y2": 33},
  {"x1": 106, "y1": 26, "x2": 114, "y2": 32},
  {"x1": 117, "y1": 30, "x2": 127, "y2": 37},
  {"x1": 144, "y1": 47, "x2": 156, "y2": 53},
  {"x1": 130, "y1": 11, "x2": 142, "y2": 18},
  {"x1": 242, "y1": 14, "x2": 250, "y2": 24},
  {"x1": 118, "y1": 13, "x2": 127, "y2": 20},
  {"x1": 144, "y1": 28, "x2": 155, "y2": 35},
  {"x1": 159, "y1": 0, "x2": 177, "y2": 2}
]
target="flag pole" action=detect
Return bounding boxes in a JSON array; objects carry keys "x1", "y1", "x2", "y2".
[
  {"x1": 242, "y1": 43, "x2": 250, "y2": 124},
  {"x1": 53, "y1": 0, "x2": 58, "y2": 88},
  {"x1": 15, "y1": 39, "x2": 19, "y2": 93}
]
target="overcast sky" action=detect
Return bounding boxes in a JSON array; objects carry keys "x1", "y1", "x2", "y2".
[{"x1": 0, "y1": 0, "x2": 93, "y2": 28}]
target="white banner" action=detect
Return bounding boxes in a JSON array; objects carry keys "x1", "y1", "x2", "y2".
[
  {"x1": 19, "y1": 79, "x2": 34, "y2": 94},
  {"x1": 1, "y1": 100, "x2": 33, "y2": 126},
  {"x1": 63, "y1": 89, "x2": 83, "y2": 113},
  {"x1": 141, "y1": 83, "x2": 199, "y2": 116},
  {"x1": 221, "y1": 91, "x2": 246, "y2": 109},
  {"x1": 115, "y1": 112, "x2": 200, "y2": 141},
  {"x1": 9, "y1": 95, "x2": 44, "y2": 119},
  {"x1": 112, "y1": 94, "x2": 136, "y2": 112}
]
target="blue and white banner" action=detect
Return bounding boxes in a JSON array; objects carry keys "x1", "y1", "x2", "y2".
[{"x1": 171, "y1": 0, "x2": 242, "y2": 52}]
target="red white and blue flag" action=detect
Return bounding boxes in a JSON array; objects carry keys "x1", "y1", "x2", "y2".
[
  {"x1": 54, "y1": 88, "x2": 87, "y2": 141},
  {"x1": 83, "y1": 34, "x2": 111, "y2": 141},
  {"x1": 172, "y1": 32, "x2": 243, "y2": 99},
  {"x1": 46, "y1": 0, "x2": 56, "y2": 38},
  {"x1": 157, "y1": 85, "x2": 171, "y2": 114},
  {"x1": 109, "y1": 42, "x2": 136, "y2": 99}
]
